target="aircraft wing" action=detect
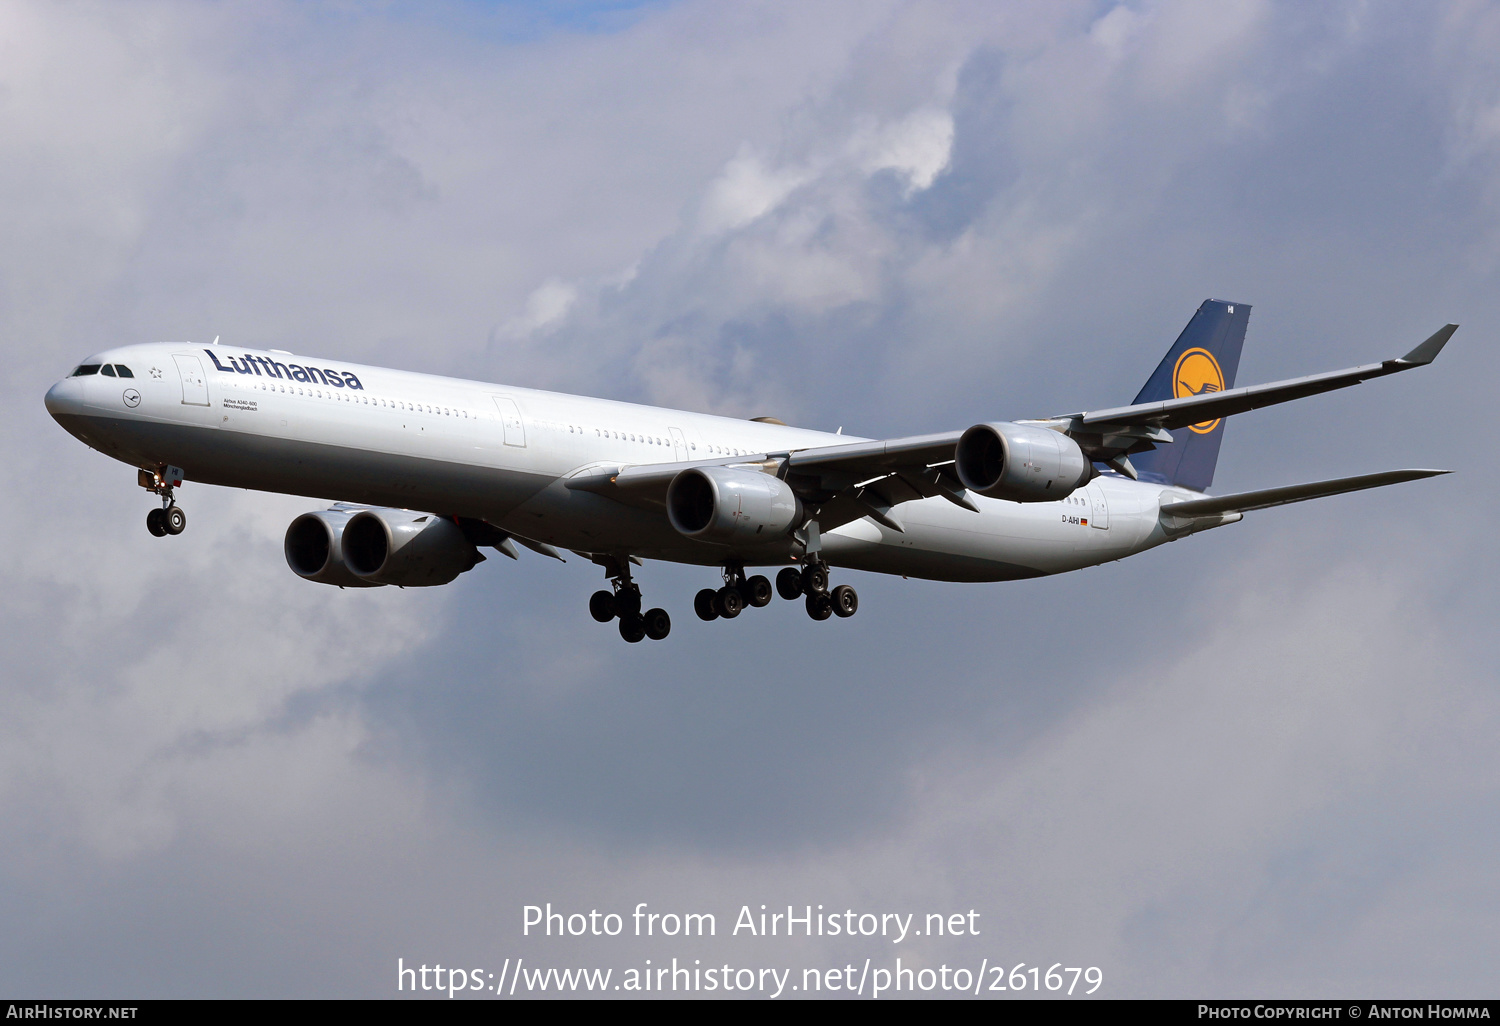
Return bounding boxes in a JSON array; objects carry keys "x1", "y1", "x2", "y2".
[
  {"x1": 566, "y1": 323, "x2": 1456, "y2": 528},
  {"x1": 566, "y1": 431, "x2": 973, "y2": 534},
  {"x1": 1158, "y1": 468, "x2": 1449, "y2": 519},
  {"x1": 1067, "y1": 324, "x2": 1456, "y2": 434}
]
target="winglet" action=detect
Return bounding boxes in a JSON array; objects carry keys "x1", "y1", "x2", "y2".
[{"x1": 1397, "y1": 324, "x2": 1458, "y2": 366}]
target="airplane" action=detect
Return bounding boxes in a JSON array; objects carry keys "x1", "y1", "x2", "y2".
[{"x1": 44, "y1": 300, "x2": 1453, "y2": 643}]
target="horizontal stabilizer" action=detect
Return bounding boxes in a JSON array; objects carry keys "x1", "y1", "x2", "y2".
[{"x1": 1159, "y1": 469, "x2": 1449, "y2": 519}]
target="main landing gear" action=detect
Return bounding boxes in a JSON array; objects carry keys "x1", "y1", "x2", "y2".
[
  {"x1": 589, "y1": 558, "x2": 670, "y2": 643},
  {"x1": 792, "y1": 558, "x2": 858, "y2": 621},
  {"x1": 140, "y1": 468, "x2": 186, "y2": 537},
  {"x1": 588, "y1": 556, "x2": 857, "y2": 641},
  {"x1": 699, "y1": 560, "x2": 857, "y2": 623},
  {"x1": 693, "y1": 565, "x2": 774, "y2": 622}
]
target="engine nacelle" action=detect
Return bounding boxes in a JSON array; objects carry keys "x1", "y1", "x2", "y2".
[
  {"x1": 954, "y1": 422, "x2": 1093, "y2": 502},
  {"x1": 341, "y1": 509, "x2": 483, "y2": 586},
  {"x1": 284, "y1": 509, "x2": 384, "y2": 588},
  {"x1": 666, "y1": 466, "x2": 803, "y2": 545}
]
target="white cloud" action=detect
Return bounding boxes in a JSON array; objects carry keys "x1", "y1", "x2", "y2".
[
  {"x1": 499, "y1": 279, "x2": 579, "y2": 340},
  {"x1": 1091, "y1": 4, "x2": 1146, "y2": 59},
  {"x1": 698, "y1": 147, "x2": 814, "y2": 234},
  {"x1": 854, "y1": 107, "x2": 956, "y2": 194}
]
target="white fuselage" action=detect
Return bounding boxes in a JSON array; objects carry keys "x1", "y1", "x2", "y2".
[{"x1": 45, "y1": 342, "x2": 1207, "y2": 582}]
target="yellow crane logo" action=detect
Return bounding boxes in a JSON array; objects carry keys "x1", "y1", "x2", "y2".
[{"x1": 1173, "y1": 348, "x2": 1226, "y2": 434}]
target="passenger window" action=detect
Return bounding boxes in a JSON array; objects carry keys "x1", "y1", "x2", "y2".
[
  {"x1": 100, "y1": 365, "x2": 116, "y2": 377},
  {"x1": 114, "y1": 365, "x2": 134, "y2": 378}
]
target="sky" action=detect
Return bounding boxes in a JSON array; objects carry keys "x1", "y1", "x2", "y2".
[{"x1": 2, "y1": 0, "x2": 1498, "y2": 999}]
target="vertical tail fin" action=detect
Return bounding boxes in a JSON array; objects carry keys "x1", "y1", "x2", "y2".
[{"x1": 1128, "y1": 299, "x2": 1250, "y2": 491}]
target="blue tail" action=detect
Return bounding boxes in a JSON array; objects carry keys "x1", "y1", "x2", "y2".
[{"x1": 1128, "y1": 299, "x2": 1250, "y2": 491}]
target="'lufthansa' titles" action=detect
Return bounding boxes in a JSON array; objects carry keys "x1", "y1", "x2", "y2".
[{"x1": 204, "y1": 349, "x2": 363, "y2": 390}]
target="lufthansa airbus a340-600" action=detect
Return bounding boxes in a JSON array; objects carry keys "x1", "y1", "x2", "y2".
[{"x1": 45, "y1": 301, "x2": 1453, "y2": 642}]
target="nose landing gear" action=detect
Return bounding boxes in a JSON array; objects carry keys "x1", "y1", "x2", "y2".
[
  {"x1": 140, "y1": 467, "x2": 186, "y2": 537},
  {"x1": 145, "y1": 506, "x2": 187, "y2": 536},
  {"x1": 588, "y1": 556, "x2": 670, "y2": 643}
]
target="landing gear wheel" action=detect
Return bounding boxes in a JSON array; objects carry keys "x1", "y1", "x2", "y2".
[
  {"x1": 643, "y1": 607, "x2": 671, "y2": 641},
  {"x1": 744, "y1": 575, "x2": 774, "y2": 608},
  {"x1": 716, "y1": 586, "x2": 744, "y2": 619},
  {"x1": 776, "y1": 567, "x2": 804, "y2": 600},
  {"x1": 589, "y1": 590, "x2": 617, "y2": 622},
  {"x1": 164, "y1": 505, "x2": 186, "y2": 535},
  {"x1": 146, "y1": 507, "x2": 168, "y2": 537},
  {"x1": 615, "y1": 587, "x2": 642, "y2": 618},
  {"x1": 801, "y1": 563, "x2": 829, "y2": 596},
  {"x1": 831, "y1": 584, "x2": 858, "y2": 618},
  {"x1": 805, "y1": 593, "x2": 834, "y2": 621},
  {"x1": 694, "y1": 588, "x2": 720, "y2": 621},
  {"x1": 618, "y1": 615, "x2": 646, "y2": 643}
]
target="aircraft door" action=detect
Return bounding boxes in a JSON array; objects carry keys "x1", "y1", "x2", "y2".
[
  {"x1": 669, "y1": 427, "x2": 688, "y2": 461},
  {"x1": 491, "y1": 396, "x2": 526, "y2": 447},
  {"x1": 173, "y1": 354, "x2": 210, "y2": 406},
  {"x1": 1087, "y1": 484, "x2": 1110, "y2": 529}
]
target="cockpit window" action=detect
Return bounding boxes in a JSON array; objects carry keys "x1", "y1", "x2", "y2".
[
  {"x1": 114, "y1": 365, "x2": 134, "y2": 378},
  {"x1": 71, "y1": 364, "x2": 100, "y2": 376},
  {"x1": 100, "y1": 364, "x2": 116, "y2": 377}
]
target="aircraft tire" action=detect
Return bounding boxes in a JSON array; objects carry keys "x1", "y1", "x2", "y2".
[
  {"x1": 618, "y1": 615, "x2": 646, "y2": 643},
  {"x1": 146, "y1": 508, "x2": 168, "y2": 537},
  {"x1": 716, "y1": 586, "x2": 743, "y2": 619},
  {"x1": 801, "y1": 564, "x2": 828, "y2": 596},
  {"x1": 744, "y1": 575, "x2": 774, "y2": 608},
  {"x1": 643, "y1": 607, "x2": 671, "y2": 641},
  {"x1": 805, "y1": 593, "x2": 833, "y2": 621},
  {"x1": 694, "y1": 588, "x2": 719, "y2": 621},
  {"x1": 615, "y1": 587, "x2": 642, "y2": 618},
  {"x1": 831, "y1": 584, "x2": 858, "y2": 618},
  {"x1": 589, "y1": 590, "x2": 617, "y2": 622},
  {"x1": 164, "y1": 505, "x2": 186, "y2": 535},
  {"x1": 776, "y1": 567, "x2": 803, "y2": 600}
]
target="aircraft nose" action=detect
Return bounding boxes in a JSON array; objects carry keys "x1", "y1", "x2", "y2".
[{"x1": 44, "y1": 376, "x2": 84, "y2": 420}]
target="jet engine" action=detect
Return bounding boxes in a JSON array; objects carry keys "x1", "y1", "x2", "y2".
[
  {"x1": 340, "y1": 509, "x2": 484, "y2": 586},
  {"x1": 954, "y1": 422, "x2": 1093, "y2": 502},
  {"x1": 666, "y1": 466, "x2": 803, "y2": 544},
  {"x1": 284, "y1": 509, "x2": 384, "y2": 587}
]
